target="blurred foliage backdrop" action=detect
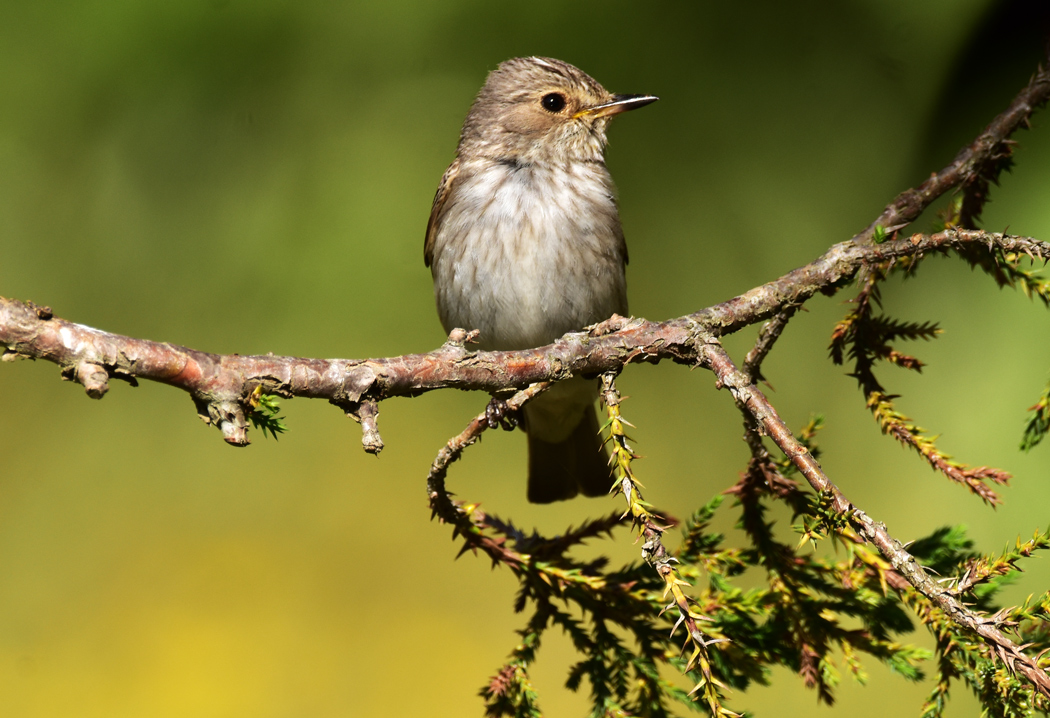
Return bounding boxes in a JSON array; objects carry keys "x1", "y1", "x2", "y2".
[{"x1": 3, "y1": 1, "x2": 1050, "y2": 715}]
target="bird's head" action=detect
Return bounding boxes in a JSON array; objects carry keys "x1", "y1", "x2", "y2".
[{"x1": 459, "y1": 56, "x2": 657, "y2": 165}]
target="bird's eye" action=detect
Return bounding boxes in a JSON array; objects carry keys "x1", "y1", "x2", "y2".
[{"x1": 541, "y1": 93, "x2": 567, "y2": 113}]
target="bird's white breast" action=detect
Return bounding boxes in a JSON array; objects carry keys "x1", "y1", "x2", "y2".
[{"x1": 430, "y1": 159, "x2": 628, "y2": 350}]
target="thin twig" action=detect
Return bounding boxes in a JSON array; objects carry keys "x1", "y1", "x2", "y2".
[
  {"x1": 427, "y1": 381, "x2": 551, "y2": 526},
  {"x1": 743, "y1": 302, "x2": 801, "y2": 385}
]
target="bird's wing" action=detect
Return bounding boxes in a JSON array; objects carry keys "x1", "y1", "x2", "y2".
[{"x1": 424, "y1": 157, "x2": 461, "y2": 268}]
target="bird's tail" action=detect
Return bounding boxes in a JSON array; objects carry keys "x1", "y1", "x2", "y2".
[{"x1": 526, "y1": 404, "x2": 612, "y2": 503}]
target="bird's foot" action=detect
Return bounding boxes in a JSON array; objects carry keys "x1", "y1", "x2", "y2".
[{"x1": 485, "y1": 397, "x2": 520, "y2": 431}]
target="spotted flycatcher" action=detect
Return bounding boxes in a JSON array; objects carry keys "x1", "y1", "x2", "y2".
[{"x1": 425, "y1": 57, "x2": 656, "y2": 502}]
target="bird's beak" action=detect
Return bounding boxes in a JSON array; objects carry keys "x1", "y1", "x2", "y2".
[{"x1": 574, "y1": 94, "x2": 659, "y2": 119}]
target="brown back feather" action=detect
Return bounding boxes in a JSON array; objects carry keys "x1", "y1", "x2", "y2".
[{"x1": 423, "y1": 157, "x2": 461, "y2": 268}]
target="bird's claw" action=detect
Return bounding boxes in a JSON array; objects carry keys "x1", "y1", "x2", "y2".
[{"x1": 486, "y1": 398, "x2": 520, "y2": 431}]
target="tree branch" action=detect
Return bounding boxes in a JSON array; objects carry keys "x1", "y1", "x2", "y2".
[
  {"x1": 854, "y1": 64, "x2": 1050, "y2": 243},
  {"x1": 2, "y1": 229, "x2": 1047, "y2": 448}
]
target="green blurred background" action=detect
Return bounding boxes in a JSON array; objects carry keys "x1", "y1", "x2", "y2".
[{"x1": 2, "y1": 1, "x2": 1050, "y2": 715}]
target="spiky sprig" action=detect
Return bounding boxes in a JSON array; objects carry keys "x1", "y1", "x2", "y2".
[
  {"x1": 949, "y1": 527, "x2": 1050, "y2": 598},
  {"x1": 483, "y1": 610, "x2": 547, "y2": 718},
  {"x1": 907, "y1": 531, "x2": 1050, "y2": 718},
  {"x1": 600, "y1": 373, "x2": 739, "y2": 718},
  {"x1": 1021, "y1": 380, "x2": 1050, "y2": 451},
  {"x1": 246, "y1": 386, "x2": 288, "y2": 439},
  {"x1": 830, "y1": 267, "x2": 1010, "y2": 503}
]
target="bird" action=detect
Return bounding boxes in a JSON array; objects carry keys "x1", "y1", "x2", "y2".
[{"x1": 424, "y1": 56, "x2": 657, "y2": 503}]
